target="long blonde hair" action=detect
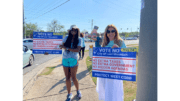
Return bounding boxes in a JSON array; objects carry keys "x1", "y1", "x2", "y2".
[{"x1": 102, "y1": 24, "x2": 123, "y2": 47}]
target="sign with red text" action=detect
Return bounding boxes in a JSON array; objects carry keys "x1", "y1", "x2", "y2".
[
  {"x1": 92, "y1": 47, "x2": 136, "y2": 81},
  {"x1": 33, "y1": 32, "x2": 63, "y2": 54}
]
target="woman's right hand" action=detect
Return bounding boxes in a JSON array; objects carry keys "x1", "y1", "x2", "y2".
[{"x1": 59, "y1": 45, "x2": 65, "y2": 49}]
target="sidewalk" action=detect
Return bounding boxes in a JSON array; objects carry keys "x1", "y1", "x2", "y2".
[{"x1": 23, "y1": 52, "x2": 100, "y2": 101}]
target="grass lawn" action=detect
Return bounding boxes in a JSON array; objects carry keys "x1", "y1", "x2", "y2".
[
  {"x1": 86, "y1": 48, "x2": 139, "y2": 100},
  {"x1": 38, "y1": 66, "x2": 56, "y2": 76},
  {"x1": 86, "y1": 56, "x2": 97, "y2": 84},
  {"x1": 85, "y1": 50, "x2": 89, "y2": 52}
]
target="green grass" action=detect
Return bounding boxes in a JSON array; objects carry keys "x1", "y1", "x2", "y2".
[
  {"x1": 86, "y1": 56, "x2": 97, "y2": 84},
  {"x1": 126, "y1": 44, "x2": 139, "y2": 46},
  {"x1": 85, "y1": 50, "x2": 89, "y2": 52},
  {"x1": 123, "y1": 81, "x2": 137, "y2": 101},
  {"x1": 39, "y1": 66, "x2": 56, "y2": 76}
]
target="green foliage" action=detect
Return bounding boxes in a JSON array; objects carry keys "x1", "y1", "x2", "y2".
[
  {"x1": 86, "y1": 56, "x2": 97, "y2": 84},
  {"x1": 24, "y1": 22, "x2": 38, "y2": 38},
  {"x1": 25, "y1": 23, "x2": 38, "y2": 31},
  {"x1": 119, "y1": 31, "x2": 139, "y2": 37},
  {"x1": 26, "y1": 30, "x2": 33, "y2": 37},
  {"x1": 39, "y1": 66, "x2": 56, "y2": 75},
  {"x1": 125, "y1": 33, "x2": 129, "y2": 37},
  {"x1": 47, "y1": 19, "x2": 64, "y2": 32}
]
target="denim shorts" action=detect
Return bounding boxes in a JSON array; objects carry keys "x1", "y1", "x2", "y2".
[{"x1": 62, "y1": 58, "x2": 78, "y2": 68}]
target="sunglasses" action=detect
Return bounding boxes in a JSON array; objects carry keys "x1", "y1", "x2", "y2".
[
  {"x1": 107, "y1": 30, "x2": 116, "y2": 34},
  {"x1": 71, "y1": 29, "x2": 77, "y2": 32}
]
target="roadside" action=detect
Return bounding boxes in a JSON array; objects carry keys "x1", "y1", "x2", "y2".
[
  {"x1": 23, "y1": 51, "x2": 100, "y2": 101},
  {"x1": 23, "y1": 56, "x2": 62, "y2": 97}
]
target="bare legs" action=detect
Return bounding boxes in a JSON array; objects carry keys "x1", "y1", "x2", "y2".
[{"x1": 63, "y1": 66, "x2": 79, "y2": 94}]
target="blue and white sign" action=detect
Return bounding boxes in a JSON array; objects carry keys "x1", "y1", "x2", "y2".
[
  {"x1": 92, "y1": 47, "x2": 137, "y2": 81},
  {"x1": 33, "y1": 32, "x2": 63, "y2": 54}
]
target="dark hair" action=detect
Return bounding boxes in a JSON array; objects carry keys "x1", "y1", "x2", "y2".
[
  {"x1": 80, "y1": 33, "x2": 84, "y2": 38},
  {"x1": 64, "y1": 29, "x2": 79, "y2": 49}
]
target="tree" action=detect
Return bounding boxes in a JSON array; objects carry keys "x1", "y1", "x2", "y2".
[
  {"x1": 26, "y1": 23, "x2": 38, "y2": 31},
  {"x1": 25, "y1": 23, "x2": 38, "y2": 38},
  {"x1": 125, "y1": 32, "x2": 130, "y2": 37},
  {"x1": 47, "y1": 19, "x2": 64, "y2": 32}
]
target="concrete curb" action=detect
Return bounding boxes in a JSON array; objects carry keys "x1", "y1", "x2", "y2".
[{"x1": 23, "y1": 56, "x2": 62, "y2": 97}]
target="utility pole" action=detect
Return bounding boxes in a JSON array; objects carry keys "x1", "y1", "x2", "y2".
[
  {"x1": 23, "y1": 3, "x2": 25, "y2": 39},
  {"x1": 136, "y1": 0, "x2": 157, "y2": 101},
  {"x1": 23, "y1": 3, "x2": 26, "y2": 39},
  {"x1": 91, "y1": 19, "x2": 93, "y2": 31}
]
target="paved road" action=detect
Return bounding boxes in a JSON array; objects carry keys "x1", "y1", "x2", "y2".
[
  {"x1": 124, "y1": 39, "x2": 139, "y2": 45},
  {"x1": 23, "y1": 54, "x2": 62, "y2": 75}
]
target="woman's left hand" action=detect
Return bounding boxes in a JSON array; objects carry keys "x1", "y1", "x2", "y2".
[{"x1": 111, "y1": 44, "x2": 119, "y2": 48}]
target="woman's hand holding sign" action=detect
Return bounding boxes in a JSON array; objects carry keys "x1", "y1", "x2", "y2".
[
  {"x1": 111, "y1": 44, "x2": 119, "y2": 48},
  {"x1": 59, "y1": 45, "x2": 65, "y2": 49}
]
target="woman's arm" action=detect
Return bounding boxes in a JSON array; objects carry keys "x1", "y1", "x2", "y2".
[
  {"x1": 59, "y1": 43, "x2": 66, "y2": 49},
  {"x1": 92, "y1": 37, "x2": 97, "y2": 41},
  {"x1": 68, "y1": 46, "x2": 81, "y2": 52},
  {"x1": 68, "y1": 38, "x2": 82, "y2": 52}
]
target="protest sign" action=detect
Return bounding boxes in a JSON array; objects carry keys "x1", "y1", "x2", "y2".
[
  {"x1": 91, "y1": 26, "x2": 99, "y2": 38},
  {"x1": 33, "y1": 32, "x2": 63, "y2": 54},
  {"x1": 92, "y1": 47, "x2": 136, "y2": 81}
]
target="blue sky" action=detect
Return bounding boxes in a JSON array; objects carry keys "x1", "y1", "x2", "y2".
[{"x1": 24, "y1": 0, "x2": 141, "y2": 33}]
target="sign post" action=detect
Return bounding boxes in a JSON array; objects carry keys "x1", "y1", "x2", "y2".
[{"x1": 89, "y1": 45, "x2": 93, "y2": 61}]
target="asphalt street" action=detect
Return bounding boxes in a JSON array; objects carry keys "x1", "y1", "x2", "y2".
[{"x1": 23, "y1": 54, "x2": 62, "y2": 75}]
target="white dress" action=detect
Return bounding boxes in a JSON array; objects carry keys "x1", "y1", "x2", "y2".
[{"x1": 96, "y1": 40, "x2": 127, "y2": 101}]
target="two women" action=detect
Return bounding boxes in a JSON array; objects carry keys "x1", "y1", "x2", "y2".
[
  {"x1": 60, "y1": 24, "x2": 126, "y2": 101},
  {"x1": 96, "y1": 24, "x2": 126, "y2": 101},
  {"x1": 59, "y1": 25, "x2": 82, "y2": 101}
]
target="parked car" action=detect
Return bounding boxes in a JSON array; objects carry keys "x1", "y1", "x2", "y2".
[
  {"x1": 84, "y1": 38, "x2": 91, "y2": 42},
  {"x1": 121, "y1": 37, "x2": 126, "y2": 40},
  {"x1": 132, "y1": 37, "x2": 138, "y2": 40},
  {"x1": 91, "y1": 39, "x2": 95, "y2": 42},
  {"x1": 126, "y1": 37, "x2": 133, "y2": 40},
  {"x1": 23, "y1": 45, "x2": 35, "y2": 67},
  {"x1": 23, "y1": 39, "x2": 33, "y2": 50},
  {"x1": 89, "y1": 39, "x2": 93, "y2": 42}
]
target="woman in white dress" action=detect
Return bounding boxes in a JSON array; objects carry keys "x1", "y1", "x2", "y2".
[{"x1": 96, "y1": 24, "x2": 127, "y2": 101}]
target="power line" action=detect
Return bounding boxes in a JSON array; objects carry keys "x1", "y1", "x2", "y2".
[
  {"x1": 26, "y1": 0, "x2": 70, "y2": 22},
  {"x1": 92, "y1": 0, "x2": 139, "y2": 17},
  {"x1": 25, "y1": 0, "x2": 49, "y2": 13},
  {"x1": 107, "y1": 0, "x2": 140, "y2": 13},
  {"x1": 29, "y1": 0, "x2": 64, "y2": 19},
  {"x1": 26, "y1": 0, "x2": 65, "y2": 19},
  {"x1": 24, "y1": 0, "x2": 36, "y2": 10},
  {"x1": 25, "y1": 0, "x2": 58, "y2": 14},
  {"x1": 25, "y1": 0, "x2": 45, "y2": 15}
]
